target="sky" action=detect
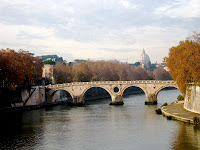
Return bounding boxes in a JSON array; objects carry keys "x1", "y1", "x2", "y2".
[{"x1": 0, "y1": 0, "x2": 200, "y2": 63}]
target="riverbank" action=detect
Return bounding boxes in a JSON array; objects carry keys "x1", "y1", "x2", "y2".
[
  {"x1": 161, "y1": 101, "x2": 200, "y2": 124},
  {"x1": 0, "y1": 101, "x2": 72, "y2": 113}
]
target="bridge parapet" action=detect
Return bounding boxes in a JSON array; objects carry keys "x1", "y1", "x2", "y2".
[{"x1": 46, "y1": 80, "x2": 176, "y2": 88}]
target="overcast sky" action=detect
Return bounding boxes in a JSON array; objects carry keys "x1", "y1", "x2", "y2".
[{"x1": 0, "y1": 0, "x2": 200, "y2": 63}]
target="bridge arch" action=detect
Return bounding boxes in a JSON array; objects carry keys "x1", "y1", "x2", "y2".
[
  {"x1": 121, "y1": 85, "x2": 148, "y2": 97},
  {"x1": 49, "y1": 89, "x2": 74, "y2": 99},
  {"x1": 82, "y1": 85, "x2": 112, "y2": 100},
  {"x1": 154, "y1": 85, "x2": 180, "y2": 101}
]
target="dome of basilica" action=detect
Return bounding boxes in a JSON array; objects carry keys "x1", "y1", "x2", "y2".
[
  {"x1": 138, "y1": 49, "x2": 151, "y2": 69},
  {"x1": 139, "y1": 49, "x2": 151, "y2": 70}
]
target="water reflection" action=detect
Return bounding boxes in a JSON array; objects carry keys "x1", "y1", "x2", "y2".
[
  {"x1": 0, "y1": 110, "x2": 45, "y2": 149},
  {"x1": 171, "y1": 123, "x2": 200, "y2": 150}
]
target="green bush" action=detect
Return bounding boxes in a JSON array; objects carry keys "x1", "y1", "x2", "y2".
[
  {"x1": 43, "y1": 60, "x2": 56, "y2": 65},
  {"x1": 177, "y1": 95, "x2": 184, "y2": 101}
]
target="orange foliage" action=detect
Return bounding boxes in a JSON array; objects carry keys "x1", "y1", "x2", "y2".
[
  {"x1": 53, "y1": 62, "x2": 73, "y2": 83},
  {"x1": 165, "y1": 40, "x2": 200, "y2": 95},
  {"x1": 0, "y1": 49, "x2": 43, "y2": 90},
  {"x1": 53, "y1": 60, "x2": 156, "y2": 83},
  {"x1": 153, "y1": 68, "x2": 172, "y2": 80}
]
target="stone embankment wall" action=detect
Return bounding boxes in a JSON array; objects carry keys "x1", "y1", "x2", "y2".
[
  {"x1": 184, "y1": 85, "x2": 200, "y2": 114},
  {"x1": 21, "y1": 86, "x2": 69, "y2": 107},
  {"x1": 21, "y1": 86, "x2": 46, "y2": 106}
]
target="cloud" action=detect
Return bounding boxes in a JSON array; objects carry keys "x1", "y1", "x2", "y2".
[
  {"x1": 0, "y1": 41, "x2": 49, "y2": 49},
  {"x1": 155, "y1": 0, "x2": 200, "y2": 18},
  {"x1": 98, "y1": 48, "x2": 139, "y2": 53},
  {"x1": 89, "y1": 0, "x2": 97, "y2": 4},
  {"x1": 17, "y1": 26, "x2": 55, "y2": 39},
  {"x1": 0, "y1": 0, "x2": 199, "y2": 63},
  {"x1": 121, "y1": 1, "x2": 130, "y2": 8}
]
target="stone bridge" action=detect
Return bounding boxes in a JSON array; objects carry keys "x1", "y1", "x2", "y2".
[{"x1": 46, "y1": 80, "x2": 178, "y2": 105}]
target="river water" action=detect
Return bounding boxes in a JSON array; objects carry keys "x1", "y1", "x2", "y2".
[{"x1": 1, "y1": 89, "x2": 200, "y2": 150}]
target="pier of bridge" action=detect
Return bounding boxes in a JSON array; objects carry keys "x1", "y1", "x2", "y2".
[{"x1": 47, "y1": 80, "x2": 178, "y2": 106}]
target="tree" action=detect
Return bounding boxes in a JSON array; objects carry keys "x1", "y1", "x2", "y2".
[
  {"x1": 165, "y1": 39, "x2": 200, "y2": 95},
  {"x1": 72, "y1": 62, "x2": 93, "y2": 82},
  {"x1": 51, "y1": 60, "x2": 158, "y2": 84},
  {"x1": 153, "y1": 69, "x2": 172, "y2": 80},
  {"x1": 134, "y1": 62, "x2": 141, "y2": 67},
  {"x1": 53, "y1": 62, "x2": 72, "y2": 83},
  {"x1": 187, "y1": 32, "x2": 200, "y2": 44},
  {"x1": 43, "y1": 60, "x2": 56, "y2": 65},
  {"x1": 0, "y1": 49, "x2": 43, "y2": 90},
  {"x1": 132, "y1": 67, "x2": 153, "y2": 80}
]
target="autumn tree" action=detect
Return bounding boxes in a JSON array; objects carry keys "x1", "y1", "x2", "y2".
[
  {"x1": 72, "y1": 62, "x2": 93, "y2": 82},
  {"x1": 132, "y1": 67, "x2": 153, "y2": 80},
  {"x1": 51, "y1": 60, "x2": 165, "y2": 84},
  {"x1": 0, "y1": 49, "x2": 43, "y2": 90},
  {"x1": 53, "y1": 62, "x2": 72, "y2": 83},
  {"x1": 165, "y1": 39, "x2": 200, "y2": 95},
  {"x1": 187, "y1": 32, "x2": 200, "y2": 44},
  {"x1": 68, "y1": 60, "x2": 154, "y2": 82},
  {"x1": 153, "y1": 68, "x2": 172, "y2": 80}
]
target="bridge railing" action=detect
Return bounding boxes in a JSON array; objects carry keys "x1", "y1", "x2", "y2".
[{"x1": 46, "y1": 80, "x2": 176, "y2": 88}]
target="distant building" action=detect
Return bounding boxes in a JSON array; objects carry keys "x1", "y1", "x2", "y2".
[
  {"x1": 39, "y1": 55, "x2": 64, "y2": 63},
  {"x1": 164, "y1": 66, "x2": 170, "y2": 72},
  {"x1": 42, "y1": 64, "x2": 55, "y2": 85},
  {"x1": 74, "y1": 59, "x2": 86, "y2": 63},
  {"x1": 138, "y1": 49, "x2": 151, "y2": 70},
  {"x1": 155, "y1": 62, "x2": 166, "y2": 68},
  {"x1": 154, "y1": 62, "x2": 170, "y2": 71}
]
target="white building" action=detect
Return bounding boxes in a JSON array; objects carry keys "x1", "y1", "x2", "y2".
[{"x1": 42, "y1": 64, "x2": 55, "y2": 84}]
